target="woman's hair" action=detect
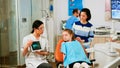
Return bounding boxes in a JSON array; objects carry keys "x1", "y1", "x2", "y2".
[
  {"x1": 80, "y1": 8, "x2": 91, "y2": 21},
  {"x1": 31, "y1": 20, "x2": 43, "y2": 33},
  {"x1": 63, "y1": 29, "x2": 75, "y2": 41}
]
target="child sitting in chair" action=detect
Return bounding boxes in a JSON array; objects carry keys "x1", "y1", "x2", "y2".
[{"x1": 61, "y1": 29, "x2": 91, "y2": 68}]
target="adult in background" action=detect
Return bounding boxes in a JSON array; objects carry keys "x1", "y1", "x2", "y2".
[
  {"x1": 65, "y1": 8, "x2": 80, "y2": 30},
  {"x1": 72, "y1": 8, "x2": 94, "y2": 57}
]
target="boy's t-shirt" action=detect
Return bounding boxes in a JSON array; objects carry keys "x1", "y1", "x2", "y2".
[
  {"x1": 61, "y1": 40, "x2": 90, "y2": 67},
  {"x1": 65, "y1": 16, "x2": 79, "y2": 30}
]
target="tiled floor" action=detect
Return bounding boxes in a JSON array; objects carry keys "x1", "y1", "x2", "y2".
[{"x1": 0, "y1": 62, "x2": 56, "y2": 68}]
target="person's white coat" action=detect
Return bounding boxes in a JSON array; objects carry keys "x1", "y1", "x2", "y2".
[{"x1": 22, "y1": 34, "x2": 49, "y2": 68}]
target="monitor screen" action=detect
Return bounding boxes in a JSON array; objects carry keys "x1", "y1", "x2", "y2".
[
  {"x1": 111, "y1": 0, "x2": 120, "y2": 19},
  {"x1": 31, "y1": 41, "x2": 41, "y2": 51}
]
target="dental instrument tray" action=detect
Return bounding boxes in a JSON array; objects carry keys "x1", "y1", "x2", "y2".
[{"x1": 94, "y1": 26, "x2": 111, "y2": 35}]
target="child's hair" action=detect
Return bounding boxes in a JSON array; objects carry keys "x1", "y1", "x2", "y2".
[
  {"x1": 63, "y1": 29, "x2": 75, "y2": 41},
  {"x1": 72, "y1": 8, "x2": 79, "y2": 14}
]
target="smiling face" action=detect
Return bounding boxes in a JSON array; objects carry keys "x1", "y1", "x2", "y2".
[
  {"x1": 79, "y1": 8, "x2": 91, "y2": 22},
  {"x1": 80, "y1": 12, "x2": 88, "y2": 22},
  {"x1": 34, "y1": 24, "x2": 44, "y2": 36},
  {"x1": 62, "y1": 31, "x2": 72, "y2": 42},
  {"x1": 36, "y1": 24, "x2": 44, "y2": 35}
]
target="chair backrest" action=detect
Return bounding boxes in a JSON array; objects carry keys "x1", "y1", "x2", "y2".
[{"x1": 54, "y1": 39, "x2": 64, "y2": 62}]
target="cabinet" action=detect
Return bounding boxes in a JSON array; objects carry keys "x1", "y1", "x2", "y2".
[
  {"x1": 91, "y1": 36, "x2": 110, "y2": 46},
  {"x1": 91, "y1": 35, "x2": 120, "y2": 46}
]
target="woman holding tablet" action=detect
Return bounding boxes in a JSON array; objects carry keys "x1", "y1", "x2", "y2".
[{"x1": 22, "y1": 20, "x2": 52, "y2": 68}]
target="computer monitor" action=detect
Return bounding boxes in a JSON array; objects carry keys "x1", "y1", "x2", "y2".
[{"x1": 111, "y1": 0, "x2": 120, "y2": 19}]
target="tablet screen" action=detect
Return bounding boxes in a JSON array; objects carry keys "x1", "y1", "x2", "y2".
[{"x1": 31, "y1": 41, "x2": 41, "y2": 50}]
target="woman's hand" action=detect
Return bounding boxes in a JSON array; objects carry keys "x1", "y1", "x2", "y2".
[
  {"x1": 22, "y1": 40, "x2": 33, "y2": 56},
  {"x1": 76, "y1": 37, "x2": 85, "y2": 43},
  {"x1": 43, "y1": 51, "x2": 49, "y2": 56},
  {"x1": 35, "y1": 50, "x2": 49, "y2": 56},
  {"x1": 26, "y1": 40, "x2": 33, "y2": 47}
]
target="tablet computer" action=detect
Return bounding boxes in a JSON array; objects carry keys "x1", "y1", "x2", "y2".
[{"x1": 31, "y1": 41, "x2": 42, "y2": 52}]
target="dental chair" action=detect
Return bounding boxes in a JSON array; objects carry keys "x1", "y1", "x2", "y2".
[
  {"x1": 54, "y1": 39, "x2": 64, "y2": 68},
  {"x1": 54, "y1": 39, "x2": 96, "y2": 68}
]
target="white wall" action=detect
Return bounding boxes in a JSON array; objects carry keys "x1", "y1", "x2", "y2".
[
  {"x1": 32, "y1": 0, "x2": 50, "y2": 22},
  {"x1": 54, "y1": 0, "x2": 68, "y2": 34},
  {"x1": 54, "y1": 0, "x2": 120, "y2": 34},
  {"x1": 84, "y1": 0, "x2": 108, "y2": 27}
]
